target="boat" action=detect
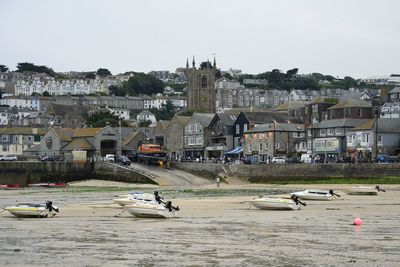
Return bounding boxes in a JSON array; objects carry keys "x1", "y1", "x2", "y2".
[
  {"x1": 126, "y1": 201, "x2": 179, "y2": 218},
  {"x1": 346, "y1": 185, "x2": 386, "y2": 195},
  {"x1": 248, "y1": 195, "x2": 306, "y2": 210},
  {"x1": 113, "y1": 192, "x2": 156, "y2": 206},
  {"x1": 3, "y1": 201, "x2": 59, "y2": 218},
  {"x1": 28, "y1": 182, "x2": 68, "y2": 188},
  {"x1": 291, "y1": 189, "x2": 340, "y2": 201},
  {"x1": 0, "y1": 184, "x2": 23, "y2": 190}
]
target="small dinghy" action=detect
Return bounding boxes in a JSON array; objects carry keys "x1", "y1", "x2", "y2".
[
  {"x1": 126, "y1": 201, "x2": 179, "y2": 218},
  {"x1": 248, "y1": 195, "x2": 306, "y2": 210},
  {"x1": 291, "y1": 189, "x2": 341, "y2": 201},
  {"x1": 346, "y1": 185, "x2": 385, "y2": 195},
  {"x1": 125, "y1": 191, "x2": 179, "y2": 218},
  {"x1": 3, "y1": 201, "x2": 59, "y2": 218},
  {"x1": 0, "y1": 184, "x2": 23, "y2": 190},
  {"x1": 28, "y1": 182, "x2": 68, "y2": 188},
  {"x1": 114, "y1": 192, "x2": 155, "y2": 206}
]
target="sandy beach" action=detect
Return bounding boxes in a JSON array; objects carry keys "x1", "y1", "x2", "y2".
[{"x1": 1, "y1": 182, "x2": 400, "y2": 266}]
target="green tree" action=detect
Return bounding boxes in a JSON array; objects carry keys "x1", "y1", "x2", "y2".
[
  {"x1": 96, "y1": 68, "x2": 112, "y2": 77},
  {"x1": 178, "y1": 109, "x2": 195, "y2": 116},
  {"x1": 150, "y1": 100, "x2": 175, "y2": 121},
  {"x1": 85, "y1": 72, "x2": 96, "y2": 79},
  {"x1": 139, "y1": 120, "x2": 152, "y2": 127},
  {"x1": 42, "y1": 91, "x2": 51, "y2": 97},
  {"x1": 88, "y1": 110, "x2": 128, "y2": 127},
  {"x1": 109, "y1": 85, "x2": 126, "y2": 96},
  {"x1": 0, "y1": 64, "x2": 9, "y2": 72},
  {"x1": 16, "y1": 62, "x2": 56, "y2": 77},
  {"x1": 123, "y1": 72, "x2": 164, "y2": 95}
]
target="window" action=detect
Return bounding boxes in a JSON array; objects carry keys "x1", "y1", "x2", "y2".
[
  {"x1": 188, "y1": 124, "x2": 193, "y2": 133},
  {"x1": 335, "y1": 128, "x2": 341, "y2": 135},
  {"x1": 259, "y1": 143, "x2": 263, "y2": 151},
  {"x1": 172, "y1": 124, "x2": 178, "y2": 131},
  {"x1": 194, "y1": 123, "x2": 201, "y2": 132},
  {"x1": 195, "y1": 136, "x2": 203, "y2": 145},
  {"x1": 320, "y1": 129, "x2": 326, "y2": 136},
  {"x1": 201, "y1": 75, "x2": 208, "y2": 88},
  {"x1": 188, "y1": 137, "x2": 195, "y2": 145},
  {"x1": 378, "y1": 135, "x2": 382, "y2": 144},
  {"x1": 327, "y1": 128, "x2": 333, "y2": 135},
  {"x1": 265, "y1": 143, "x2": 268, "y2": 150},
  {"x1": 248, "y1": 133, "x2": 252, "y2": 140},
  {"x1": 275, "y1": 143, "x2": 280, "y2": 149},
  {"x1": 358, "y1": 108, "x2": 362, "y2": 117},
  {"x1": 236, "y1": 124, "x2": 240, "y2": 134},
  {"x1": 258, "y1": 133, "x2": 262, "y2": 140},
  {"x1": 1, "y1": 135, "x2": 10, "y2": 142},
  {"x1": 243, "y1": 124, "x2": 248, "y2": 132},
  {"x1": 248, "y1": 144, "x2": 252, "y2": 153},
  {"x1": 362, "y1": 134, "x2": 369, "y2": 143}
]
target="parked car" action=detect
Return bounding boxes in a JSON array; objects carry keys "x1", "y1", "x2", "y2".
[
  {"x1": 271, "y1": 156, "x2": 287, "y2": 164},
  {"x1": 0, "y1": 155, "x2": 18, "y2": 161},
  {"x1": 41, "y1": 155, "x2": 62, "y2": 162},
  {"x1": 127, "y1": 153, "x2": 138, "y2": 162},
  {"x1": 116, "y1": 156, "x2": 131, "y2": 166},
  {"x1": 105, "y1": 154, "x2": 115, "y2": 163},
  {"x1": 377, "y1": 154, "x2": 396, "y2": 163}
]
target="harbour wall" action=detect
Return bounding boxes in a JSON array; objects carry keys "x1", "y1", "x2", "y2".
[
  {"x1": 171, "y1": 162, "x2": 400, "y2": 182},
  {"x1": 0, "y1": 162, "x2": 156, "y2": 186}
]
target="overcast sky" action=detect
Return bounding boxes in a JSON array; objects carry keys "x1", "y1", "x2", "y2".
[{"x1": 1, "y1": 0, "x2": 399, "y2": 78}]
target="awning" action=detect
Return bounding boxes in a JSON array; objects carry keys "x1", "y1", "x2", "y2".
[{"x1": 225, "y1": 146, "x2": 243, "y2": 154}]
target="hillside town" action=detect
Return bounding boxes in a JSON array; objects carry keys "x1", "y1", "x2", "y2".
[{"x1": 1, "y1": 62, "x2": 400, "y2": 164}]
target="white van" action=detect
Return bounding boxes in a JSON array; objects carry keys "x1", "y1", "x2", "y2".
[
  {"x1": 105, "y1": 154, "x2": 115, "y2": 163},
  {"x1": 300, "y1": 153, "x2": 313, "y2": 163}
]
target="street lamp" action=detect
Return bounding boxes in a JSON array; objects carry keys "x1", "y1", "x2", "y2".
[
  {"x1": 119, "y1": 117, "x2": 122, "y2": 156},
  {"x1": 374, "y1": 107, "x2": 379, "y2": 162}
]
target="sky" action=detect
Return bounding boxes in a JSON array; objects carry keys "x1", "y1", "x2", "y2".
[{"x1": 0, "y1": 0, "x2": 399, "y2": 79}]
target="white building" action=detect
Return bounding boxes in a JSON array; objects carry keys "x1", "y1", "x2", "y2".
[{"x1": 137, "y1": 110, "x2": 157, "y2": 124}]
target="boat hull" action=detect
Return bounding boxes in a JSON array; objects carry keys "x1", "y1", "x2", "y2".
[
  {"x1": 4, "y1": 203, "x2": 59, "y2": 218},
  {"x1": 126, "y1": 204, "x2": 178, "y2": 218},
  {"x1": 249, "y1": 198, "x2": 300, "y2": 210},
  {"x1": 292, "y1": 190, "x2": 334, "y2": 201},
  {"x1": 347, "y1": 187, "x2": 378, "y2": 195}
]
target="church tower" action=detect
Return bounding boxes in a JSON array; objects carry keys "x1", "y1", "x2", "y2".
[{"x1": 186, "y1": 57, "x2": 217, "y2": 113}]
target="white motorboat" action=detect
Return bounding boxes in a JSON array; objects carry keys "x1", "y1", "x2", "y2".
[
  {"x1": 248, "y1": 195, "x2": 306, "y2": 210},
  {"x1": 3, "y1": 201, "x2": 59, "y2": 218},
  {"x1": 346, "y1": 185, "x2": 385, "y2": 195},
  {"x1": 126, "y1": 201, "x2": 179, "y2": 218},
  {"x1": 291, "y1": 189, "x2": 341, "y2": 201},
  {"x1": 113, "y1": 192, "x2": 155, "y2": 206}
]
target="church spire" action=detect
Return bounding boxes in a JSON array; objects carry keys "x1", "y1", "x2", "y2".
[
  {"x1": 192, "y1": 56, "x2": 195, "y2": 69},
  {"x1": 213, "y1": 56, "x2": 216, "y2": 69},
  {"x1": 186, "y1": 58, "x2": 189, "y2": 69}
]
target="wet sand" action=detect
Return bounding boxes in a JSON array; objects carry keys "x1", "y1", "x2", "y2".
[{"x1": 1, "y1": 183, "x2": 400, "y2": 266}]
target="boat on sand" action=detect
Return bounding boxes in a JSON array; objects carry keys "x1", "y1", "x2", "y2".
[
  {"x1": 124, "y1": 191, "x2": 179, "y2": 218},
  {"x1": 248, "y1": 195, "x2": 306, "y2": 210},
  {"x1": 291, "y1": 189, "x2": 341, "y2": 201},
  {"x1": 113, "y1": 192, "x2": 155, "y2": 206},
  {"x1": 346, "y1": 185, "x2": 385, "y2": 195},
  {"x1": 3, "y1": 201, "x2": 59, "y2": 218},
  {"x1": 126, "y1": 201, "x2": 179, "y2": 218},
  {"x1": 0, "y1": 184, "x2": 23, "y2": 190}
]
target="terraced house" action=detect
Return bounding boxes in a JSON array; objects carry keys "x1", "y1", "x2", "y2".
[{"x1": 0, "y1": 128, "x2": 45, "y2": 156}]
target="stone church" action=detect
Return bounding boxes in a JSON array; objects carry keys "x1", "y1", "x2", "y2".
[{"x1": 186, "y1": 57, "x2": 217, "y2": 113}]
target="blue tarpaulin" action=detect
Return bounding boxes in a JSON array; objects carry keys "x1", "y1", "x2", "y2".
[{"x1": 224, "y1": 147, "x2": 244, "y2": 154}]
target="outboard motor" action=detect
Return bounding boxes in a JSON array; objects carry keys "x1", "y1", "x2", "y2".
[{"x1": 45, "y1": 201, "x2": 59, "y2": 212}]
